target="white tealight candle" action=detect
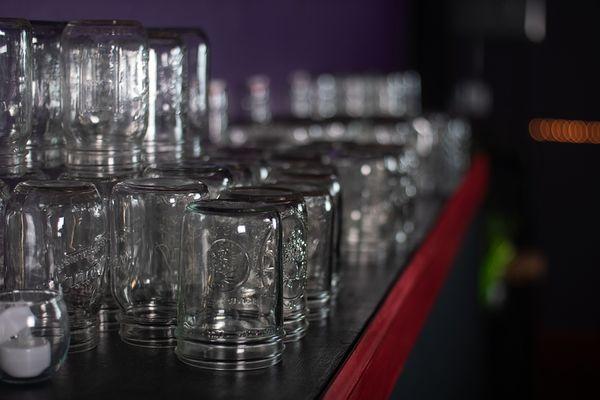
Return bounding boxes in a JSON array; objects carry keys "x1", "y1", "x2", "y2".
[
  {"x1": 0, "y1": 306, "x2": 35, "y2": 343},
  {"x1": 0, "y1": 335, "x2": 51, "y2": 379}
]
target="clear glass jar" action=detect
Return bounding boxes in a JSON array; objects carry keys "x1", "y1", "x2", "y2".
[
  {"x1": 266, "y1": 168, "x2": 343, "y2": 293},
  {"x1": 3, "y1": 181, "x2": 107, "y2": 352},
  {"x1": 0, "y1": 19, "x2": 32, "y2": 178},
  {"x1": 27, "y1": 21, "x2": 66, "y2": 174},
  {"x1": 208, "y1": 79, "x2": 228, "y2": 145},
  {"x1": 220, "y1": 187, "x2": 309, "y2": 342},
  {"x1": 0, "y1": 290, "x2": 69, "y2": 383},
  {"x1": 61, "y1": 20, "x2": 149, "y2": 175},
  {"x1": 174, "y1": 28, "x2": 209, "y2": 158},
  {"x1": 112, "y1": 177, "x2": 209, "y2": 347},
  {"x1": 59, "y1": 171, "x2": 140, "y2": 332},
  {"x1": 144, "y1": 30, "x2": 186, "y2": 167},
  {"x1": 177, "y1": 200, "x2": 284, "y2": 370},
  {"x1": 329, "y1": 148, "x2": 399, "y2": 260},
  {"x1": 266, "y1": 182, "x2": 333, "y2": 320}
]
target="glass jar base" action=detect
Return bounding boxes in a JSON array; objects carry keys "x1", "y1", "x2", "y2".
[
  {"x1": 120, "y1": 322, "x2": 176, "y2": 348},
  {"x1": 99, "y1": 307, "x2": 121, "y2": 332},
  {"x1": 307, "y1": 293, "x2": 330, "y2": 321},
  {"x1": 283, "y1": 316, "x2": 309, "y2": 343},
  {"x1": 175, "y1": 337, "x2": 284, "y2": 371},
  {"x1": 69, "y1": 323, "x2": 99, "y2": 353}
]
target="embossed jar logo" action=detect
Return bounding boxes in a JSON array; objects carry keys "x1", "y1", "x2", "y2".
[{"x1": 207, "y1": 239, "x2": 250, "y2": 292}]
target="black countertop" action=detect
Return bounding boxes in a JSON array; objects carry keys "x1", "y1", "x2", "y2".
[{"x1": 0, "y1": 199, "x2": 442, "y2": 400}]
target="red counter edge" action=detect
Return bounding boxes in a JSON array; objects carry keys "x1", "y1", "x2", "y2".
[{"x1": 322, "y1": 154, "x2": 490, "y2": 400}]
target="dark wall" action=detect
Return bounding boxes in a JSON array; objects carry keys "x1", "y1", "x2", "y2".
[
  {"x1": 0, "y1": 0, "x2": 408, "y2": 115},
  {"x1": 416, "y1": 0, "x2": 600, "y2": 329}
]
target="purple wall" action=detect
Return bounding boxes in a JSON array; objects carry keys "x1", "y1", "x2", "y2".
[{"x1": 1, "y1": 0, "x2": 408, "y2": 115}]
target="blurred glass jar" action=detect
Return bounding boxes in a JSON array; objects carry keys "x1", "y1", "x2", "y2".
[
  {"x1": 0, "y1": 290, "x2": 69, "y2": 383},
  {"x1": 329, "y1": 148, "x2": 400, "y2": 259},
  {"x1": 172, "y1": 28, "x2": 208, "y2": 159},
  {"x1": 144, "y1": 162, "x2": 233, "y2": 197},
  {"x1": 144, "y1": 30, "x2": 186, "y2": 167},
  {"x1": 26, "y1": 21, "x2": 66, "y2": 175},
  {"x1": 0, "y1": 19, "x2": 32, "y2": 178},
  {"x1": 113, "y1": 177, "x2": 208, "y2": 347},
  {"x1": 433, "y1": 115, "x2": 472, "y2": 195},
  {"x1": 207, "y1": 79, "x2": 228, "y2": 146},
  {"x1": 289, "y1": 70, "x2": 313, "y2": 119},
  {"x1": 220, "y1": 187, "x2": 309, "y2": 342},
  {"x1": 381, "y1": 71, "x2": 422, "y2": 118},
  {"x1": 244, "y1": 75, "x2": 271, "y2": 124},
  {"x1": 61, "y1": 20, "x2": 149, "y2": 175},
  {"x1": 177, "y1": 200, "x2": 284, "y2": 370},
  {"x1": 266, "y1": 182, "x2": 333, "y2": 320},
  {"x1": 314, "y1": 74, "x2": 340, "y2": 119},
  {"x1": 3, "y1": 181, "x2": 107, "y2": 352}
]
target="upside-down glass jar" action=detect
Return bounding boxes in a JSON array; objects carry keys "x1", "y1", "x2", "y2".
[
  {"x1": 27, "y1": 21, "x2": 66, "y2": 177},
  {"x1": 266, "y1": 167, "x2": 343, "y2": 293},
  {"x1": 143, "y1": 30, "x2": 186, "y2": 167},
  {"x1": 220, "y1": 186, "x2": 309, "y2": 342},
  {"x1": 265, "y1": 182, "x2": 333, "y2": 320},
  {"x1": 59, "y1": 172, "x2": 139, "y2": 332},
  {"x1": 3, "y1": 180, "x2": 108, "y2": 352},
  {"x1": 176, "y1": 200, "x2": 284, "y2": 370},
  {"x1": 61, "y1": 20, "x2": 149, "y2": 176},
  {"x1": 174, "y1": 28, "x2": 209, "y2": 159},
  {"x1": 112, "y1": 177, "x2": 209, "y2": 347},
  {"x1": 0, "y1": 18, "x2": 32, "y2": 179},
  {"x1": 328, "y1": 147, "x2": 399, "y2": 261}
]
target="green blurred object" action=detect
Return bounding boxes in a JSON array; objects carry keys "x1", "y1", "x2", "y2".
[{"x1": 480, "y1": 214, "x2": 516, "y2": 307}]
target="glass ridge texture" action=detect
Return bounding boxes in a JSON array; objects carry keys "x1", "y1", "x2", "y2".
[
  {"x1": 112, "y1": 177, "x2": 209, "y2": 347},
  {"x1": 27, "y1": 21, "x2": 66, "y2": 172},
  {"x1": 0, "y1": 19, "x2": 32, "y2": 177},
  {"x1": 3, "y1": 180, "x2": 108, "y2": 352},
  {"x1": 144, "y1": 30, "x2": 186, "y2": 167},
  {"x1": 176, "y1": 200, "x2": 284, "y2": 370},
  {"x1": 61, "y1": 20, "x2": 149, "y2": 175},
  {"x1": 220, "y1": 187, "x2": 309, "y2": 342},
  {"x1": 0, "y1": 290, "x2": 69, "y2": 383},
  {"x1": 265, "y1": 182, "x2": 333, "y2": 320}
]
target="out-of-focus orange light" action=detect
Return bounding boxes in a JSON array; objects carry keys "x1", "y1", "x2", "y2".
[{"x1": 528, "y1": 118, "x2": 599, "y2": 144}]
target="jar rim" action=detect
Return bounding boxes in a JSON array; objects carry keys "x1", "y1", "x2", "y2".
[
  {"x1": 264, "y1": 183, "x2": 329, "y2": 198},
  {"x1": 16, "y1": 180, "x2": 97, "y2": 194},
  {"x1": 221, "y1": 186, "x2": 304, "y2": 205},
  {"x1": 0, "y1": 289, "x2": 63, "y2": 306},
  {"x1": 117, "y1": 177, "x2": 209, "y2": 194},
  {"x1": 186, "y1": 199, "x2": 279, "y2": 216}
]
